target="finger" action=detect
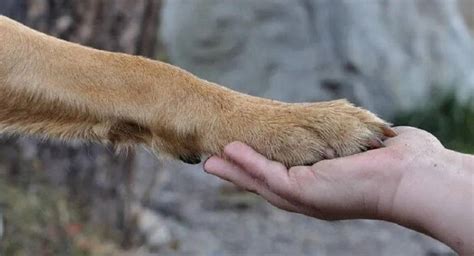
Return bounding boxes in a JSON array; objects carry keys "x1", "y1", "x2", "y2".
[
  {"x1": 383, "y1": 130, "x2": 412, "y2": 147},
  {"x1": 204, "y1": 156, "x2": 258, "y2": 193},
  {"x1": 384, "y1": 126, "x2": 427, "y2": 147},
  {"x1": 310, "y1": 149, "x2": 388, "y2": 179},
  {"x1": 392, "y1": 126, "x2": 421, "y2": 134},
  {"x1": 223, "y1": 142, "x2": 291, "y2": 191},
  {"x1": 258, "y1": 185, "x2": 303, "y2": 213},
  {"x1": 385, "y1": 126, "x2": 443, "y2": 149},
  {"x1": 204, "y1": 156, "x2": 300, "y2": 212}
]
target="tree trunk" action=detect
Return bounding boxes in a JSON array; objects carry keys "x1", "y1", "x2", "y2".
[{"x1": 0, "y1": 0, "x2": 162, "y2": 248}]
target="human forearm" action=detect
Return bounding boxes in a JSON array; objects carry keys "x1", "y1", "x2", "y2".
[
  {"x1": 388, "y1": 148, "x2": 474, "y2": 255},
  {"x1": 204, "y1": 127, "x2": 474, "y2": 254}
]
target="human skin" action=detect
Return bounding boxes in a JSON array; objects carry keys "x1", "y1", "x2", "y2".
[{"x1": 204, "y1": 127, "x2": 474, "y2": 255}]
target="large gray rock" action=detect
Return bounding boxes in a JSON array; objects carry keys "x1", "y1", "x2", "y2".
[{"x1": 161, "y1": 0, "x2": 474, "y2": 119}]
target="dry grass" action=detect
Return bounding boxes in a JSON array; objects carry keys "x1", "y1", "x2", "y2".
[{"x1": 0, "y1": 173, "x2": 123, "y2": 256}]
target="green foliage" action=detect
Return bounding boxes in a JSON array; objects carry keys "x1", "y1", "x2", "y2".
[{"x1": 394, "y1": 92, "x2": 474, "y2": 153}]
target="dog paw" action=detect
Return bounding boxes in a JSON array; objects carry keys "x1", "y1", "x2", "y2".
[{"x1": 229, "y1": 99, "x2": 395, "y2": 167}]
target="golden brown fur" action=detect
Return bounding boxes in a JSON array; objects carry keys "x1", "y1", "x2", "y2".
[{"x1": 0, "y1": 16, "x2": 394, "y2": 167}]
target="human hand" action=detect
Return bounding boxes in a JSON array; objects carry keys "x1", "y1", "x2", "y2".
[{"x1": 204, "y1": 127, "x2": 474, "y2": 254}]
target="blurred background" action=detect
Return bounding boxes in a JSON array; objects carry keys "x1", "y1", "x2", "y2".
[{"x1": 0, "y1": 0, "x2": 473, "y2": 255}]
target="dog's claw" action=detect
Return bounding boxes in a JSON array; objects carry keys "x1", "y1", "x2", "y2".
[
  {"x1": 323, "y1": 148, "x2": 337, "y2": 159},
  {"x1": 179, "y1": 154, "x2": 202, "y2": 165},
  {"x1": 368, "y1": 137, "x2": 384, "y2": 149},
  {"x1": 382, "y1": 126, "x2": 397, "y2": 138}
]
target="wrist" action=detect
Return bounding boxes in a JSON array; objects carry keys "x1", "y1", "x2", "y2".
[{"x1": 386, "y1": 147, "x2": 473, "y2": 254}]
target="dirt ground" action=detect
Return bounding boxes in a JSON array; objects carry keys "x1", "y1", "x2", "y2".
[{"x1": 140, "y1": 161, "x2": 455, "y2": 256}]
